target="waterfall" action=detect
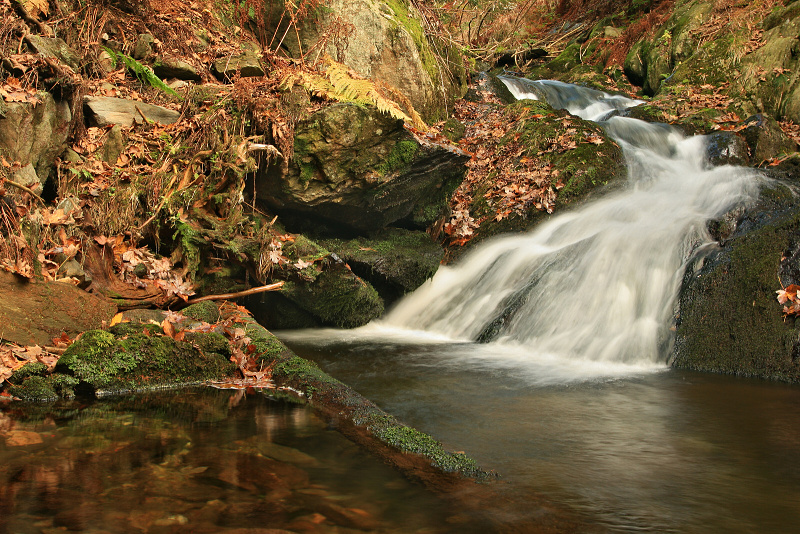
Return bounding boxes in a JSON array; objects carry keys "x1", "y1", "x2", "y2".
[{"x1": 378, "y1": 76, "x2": 761, "y2": 366}]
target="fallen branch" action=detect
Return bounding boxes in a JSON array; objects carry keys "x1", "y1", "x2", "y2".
[
  {"x1": 185, "y1": 281, "x2": 285, "y2": 304},
  {"x1": 4, "y1": 179, "x2": 45, "y2": 203}
]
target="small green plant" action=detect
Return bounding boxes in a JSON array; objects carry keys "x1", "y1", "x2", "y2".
[{"x1": 104, "y1": 48, "x2": 181, "y2": 98}]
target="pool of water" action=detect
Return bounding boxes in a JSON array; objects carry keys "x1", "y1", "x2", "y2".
[
  {"x1": 282, "y1": 335, "x2": 800, "y2": 533},
  {"x1": 0, "y1": 388, "x2": 474, "y2": 533}
]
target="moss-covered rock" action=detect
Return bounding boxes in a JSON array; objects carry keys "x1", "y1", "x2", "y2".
[
  {"x1": 237, "y1": 316, "x2": 492, "y2": 480},
  {"x1": 322, "y1": 228, "x2": 444, "y2": 304},
  {"x1": 260, "y1": 0, "x2": 466, "y2": 122},
  {"x1": 257, "y1": 103, "x2": 468, "y2": 235},
  {"x1": 462, "y1": 99, "x2": 625, "y2": 250},
  {"x1": 6, "y1": 373, "x2": 80, "y2": 401},
  {"x1": 54, "y1": 329, "x2": 237, "y2": 396},
  {"x1": 673, "y1": 175, "x2": 800, "y2": 382}
]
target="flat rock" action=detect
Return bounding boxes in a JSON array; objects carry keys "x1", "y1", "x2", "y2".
[
  {"x1": 83, "y1": 96, "x2": 180, "y2": 127},
  {"x1": 0, "y1": 271, "x2": 117, "y2": 346},
  {"x1": 153, "y1": 56, "x2": 201, "y2": 81},
  {"x1": 211, "y1": 51, "x2": 265, "y2": 81}
]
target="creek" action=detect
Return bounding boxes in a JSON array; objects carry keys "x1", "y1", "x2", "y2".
[{"x1": 278, "y1": 77, "x2": 800, "y2": 532}]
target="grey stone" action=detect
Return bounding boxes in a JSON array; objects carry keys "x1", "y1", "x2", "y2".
[
  {"x1": 211, "y1": 51, "x2": 264, "y2": 81},
  {"x1": 0, "y1": 92, "x2": 71, "y2": 185},
  {"x1": 12, "y1": 163, "x2": 41, "y2": 194},
  {"x1": 153, "y1": 56, "x2": 201, "y2": 81},
  {"x1": 132, "y1": 33, "x2": 154, "y2": 60},
  {"x1": 97, "y1": 50, "x2": 116, "y2": 74},
  {"x1": 83, "y1": 96, "x2": 180, "y2": 127},
  {"x1": 24, "y1": 35, "x2": 80, "y2": 71},
  {"x1": 604, "y1": 26, "x2": 622, "y2": 39},
  {"x1": 100, "y1": 124, "x2": 124, "y2": 164}
]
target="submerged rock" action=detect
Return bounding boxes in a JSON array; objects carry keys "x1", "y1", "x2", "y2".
[{"x1": 257, "y1": 103, "x2": 468, "y2": 234}]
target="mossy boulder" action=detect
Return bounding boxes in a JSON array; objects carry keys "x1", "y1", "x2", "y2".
[
  {"x1": 463, "y1": 99, "x2": 625, "y2": 250},
  {"x1": 54, "y1": 328, "x2": 237, "y2": 396},
  {"x1": 260, "y1": 0, "x2": 466, "y2": 121},
  {"x1": 322, "y1": 228, "x2": 444, "y2": 304},
  {"x1": 246, "y1": 234, "x2": 384, "y2": 329},
  {"x1": 257, "y1": 103, "x2": 468, "y2": 234},
  {"x1": 673, "y1": 171, "x2": 800, "y2": 382}
]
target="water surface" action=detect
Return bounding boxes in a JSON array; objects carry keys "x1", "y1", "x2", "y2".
[
  {"x1": 0, "y1": 388, "x2": 474, "y2": 533},
  {"x1": 283, "y1": 336, "x2": 800, "y2": 533}
]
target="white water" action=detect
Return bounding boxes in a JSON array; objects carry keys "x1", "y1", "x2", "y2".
[{"x1": 376, "y1": 77, "x2": 761, "y2": 371}]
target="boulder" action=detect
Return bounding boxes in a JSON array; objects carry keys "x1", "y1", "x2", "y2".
[
  {"x1": 99, "y1": 124, "x2": 124, "y2": 164},
  {"x1": 322, "y1": 228, "x2": 444, "y2": 304},
  {"x1": 24, "y1": 35, "x2": 80, "y2": 71},
  {"x1": 83, "y1": 96, "x2": 180, "y2": 127},
  {"x1": 246, "y1": 235, "x2": 384, "y2": 329},
  {"x1": 153, "y1": 56, "x2": 201, "y2": 81},
  {"x1": 211, "y1": 47, "x2": 264, "y2": 81},
  {"x1": 262, "y1": 0, "x2": 466, "y2": 121},
  {"x1": 741, "y1": 113, "x2": 797, "y2": 163},
  {"x1": 0, "y1": 270, "x2": 116, "y2": 347},
  {"x1": 0, "y1": 92, "x2": 71, "y2": 188},
  {"x1": 673, "y1": 170, "x2": 800, "y2": 383},
  {"x1": 257, "y1": 103, "x2": 469, "y2": 234}
]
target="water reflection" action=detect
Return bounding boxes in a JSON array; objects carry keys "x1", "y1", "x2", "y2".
[
  {"x1": 284, "y1": 337, "x2": 800, "y2": 533},
  {"x1": 0, "y1": 389, "x2": 463, "y2": 533}
]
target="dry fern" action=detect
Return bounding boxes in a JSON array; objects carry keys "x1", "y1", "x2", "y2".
[{"x1": 279, "y1": 55, "x2": 428, "y2": 131}]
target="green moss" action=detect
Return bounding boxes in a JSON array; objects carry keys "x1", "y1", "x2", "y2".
[
  {"x1": 362, "y1": 413, "x2": 489, "y2": 478},
  {"x1": 674, "y1": 197, "x2": 800, "y2": 383},
  {"x1": 56, "y1": 328, "x2": 237, "y2": 395},
  {"x1": 8, "y1": 362, "x2": 48, "y2": 382},
  {"x1": 6, "y1": 375, "x2": 58, "y2": 402},
  {"x1": 181, "y1": 301, "x2": 220, "y2": 323},
  {"x1": 282, "y1": 264, "x2": 384, "y2": 328},
  {"x1": 377, "y1": 139, "x2": 418, "y2": 176}
]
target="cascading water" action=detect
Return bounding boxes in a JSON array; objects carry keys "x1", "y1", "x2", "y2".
[{"x1": 376, "y1": 76, "x2": 761, "y2": 369}]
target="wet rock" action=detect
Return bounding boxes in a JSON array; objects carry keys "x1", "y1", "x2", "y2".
[
  {"x1": 705, "y1": 131, "x2": 750, "y2": 166},
  {"x1": 133, "y1": 33, "x2": 155, "y2": 60},
  {"x1": 153, "y1": 56, "x2": 201, "y2": 82},
  {"x1": 673, "y1": 175, "x2": 800, "y2": 383},
  {"x1": 257, "y1": 103, "x2": 468, "y2": 234},
  {"x1": 83, "y1": 96, "x2": 180, "y2": 127},
  {"x1": 742, "y1": 113, "x2": 797, "y2": 163},
  {"x1": 24, "y1": 35, "x2": 80, "y2": 71}
]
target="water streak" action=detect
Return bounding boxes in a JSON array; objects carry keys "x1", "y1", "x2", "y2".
[{"x1": 379, "y1": 76, "x2": 761, "y2": 367}]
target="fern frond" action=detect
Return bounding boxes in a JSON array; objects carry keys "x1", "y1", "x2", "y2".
[
  {"x1": 104, "y1": 48, "x2": 181, "y2": 99},
  {"x1": 278, "y1": 55, "x2": 428, "y2": 131}
]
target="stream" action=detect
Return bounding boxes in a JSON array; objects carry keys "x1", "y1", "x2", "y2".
[{"x1": 277, "y1": 77, "x2": 800, "y2": 532}]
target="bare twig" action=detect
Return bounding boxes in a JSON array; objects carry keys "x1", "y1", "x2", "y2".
[
  {"x1": 185, "y1": 281, "x2": 285, "y2": 304},
  {"x1": 4, "y1": 178, "x2": 44, "y2": 203}
]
